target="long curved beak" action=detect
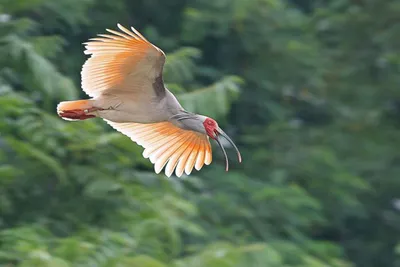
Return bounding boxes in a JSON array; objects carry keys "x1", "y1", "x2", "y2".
[{"x1": 214, "y1": 127, "x2": 242, "y2": 171}]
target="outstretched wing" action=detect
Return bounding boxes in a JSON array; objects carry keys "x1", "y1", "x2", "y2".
[
  {"x1": 104, "y1": 120, "x2": 212, "y2": 177},
  {"x1": 82, "y1": 24, "x2": 166, "y2": 99}
]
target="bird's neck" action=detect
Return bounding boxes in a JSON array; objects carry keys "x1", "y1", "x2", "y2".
[
  {"x1": 168, "y1": 110, "x2": 193, "y2": 128},
  {"x1": 168, "y1": 112, "x2": 206, "y2": 135}
]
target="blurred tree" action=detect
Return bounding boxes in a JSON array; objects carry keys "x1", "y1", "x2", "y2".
[{"x1": 0, "y1": 0, "x2": 399, "y2": 266}]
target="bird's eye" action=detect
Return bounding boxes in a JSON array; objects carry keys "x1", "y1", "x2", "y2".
[{"x1": 208, "y1": 120, "x2": 213, "y2": 125}]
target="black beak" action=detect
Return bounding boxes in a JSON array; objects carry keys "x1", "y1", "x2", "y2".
[{"x1": 215, "y1": 127, "x2": 242, "y2": 171}]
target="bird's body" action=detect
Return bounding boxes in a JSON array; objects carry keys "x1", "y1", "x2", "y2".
[
  {"x1": 84, "y1": 88, "x2": 183, "y2": 123},
  {"x1": 57, "y1": 24, "x2": 241, "y2": 177}
]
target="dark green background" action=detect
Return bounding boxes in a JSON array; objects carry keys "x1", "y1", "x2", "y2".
[{"x1": 1, "y1": 0, "x2": 399, "y2": 266}]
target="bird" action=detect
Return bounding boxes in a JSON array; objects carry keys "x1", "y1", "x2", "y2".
[{"x1": 57, "y1": 23, "x2": 241, "y2": 177}]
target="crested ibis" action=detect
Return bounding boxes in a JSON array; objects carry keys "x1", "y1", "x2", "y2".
[{"x1": 57, "y1": 24, "x2": 241, "y2": 177}]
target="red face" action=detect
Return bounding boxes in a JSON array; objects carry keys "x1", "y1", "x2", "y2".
[
  {"x1": 202, "y1": 117, "x2": 242, "y2": 170},
  {"x1": 203, "y1": 118, "x2": 218, "y2": 139}
]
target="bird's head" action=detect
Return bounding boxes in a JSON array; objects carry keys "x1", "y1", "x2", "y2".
[
  {"x1": 171, "y1": 112, "x2": 241, "y2": 171},
  {"x1": 202, "y1": 117, "x2": 242, "y2": 170}
]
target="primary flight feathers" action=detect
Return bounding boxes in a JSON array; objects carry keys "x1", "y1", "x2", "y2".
[{"x1": 57, "y1": 24, "x2": 241, "y2": 177}]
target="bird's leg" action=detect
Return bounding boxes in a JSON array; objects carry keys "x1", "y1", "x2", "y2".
[
  {"x1": 58, "y1": 100, "x2": 106, "y2": 121},
  {"x1": 83, "y1": 107, "x2": 105, "y2": 114},
  {"x1": 61, "y1": 107, "x2": 104, "y2": 120},
  {"x1": 59, "y1": 109, "x2": 96, "y2": 120},
  {"x1": 63, "y1": 107, "x2": 109, "y2": 120}
]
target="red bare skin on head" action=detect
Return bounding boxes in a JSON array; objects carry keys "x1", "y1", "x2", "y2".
[{"x1": 203, "y1": 118, "x2": 218, "y2": 139}]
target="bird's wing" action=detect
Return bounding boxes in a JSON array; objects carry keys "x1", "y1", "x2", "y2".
[
  {"x1": 104, "y1": 120, "x2": 212, "y2": 177},
  {"x1": 81, "y1": 24, "x2": 166, "y2": 99}
]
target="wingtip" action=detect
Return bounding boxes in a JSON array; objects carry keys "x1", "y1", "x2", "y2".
[
  {"x1": 154, "y1": 165, "x2": 162, "y2": 174},
  {"x1": 175, "y1": 169, "x2": 184, "y2": 178},
  {"x1": 142, "y1": 150, "x2": 150, "y2": 159},
  {"x1": 116, "y1": 23, "x2": 125, "y2": 31},
  {"x1": 184, "y1": 169, "x2": 192, "y2": 176}
]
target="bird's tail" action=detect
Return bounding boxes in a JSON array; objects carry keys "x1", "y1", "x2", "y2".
[{"x1": 57, "y1": 99, "x2": 96, "y2": 121}]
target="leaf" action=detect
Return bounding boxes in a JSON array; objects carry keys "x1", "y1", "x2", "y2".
[
  {"x1": 164, "y1": 47, "x2": 202, "y2": 84},
  {"x1": 177, "y1": 76, "x2": 243, "y2": 119},
  {"x1": 1, "y1": 0, "x2": 47, "y2": 13},
  {"x1": 0, "y1": 35, "x2": 78, "y2": 103},
  {"x1": 239, "y1": 243, "x2": 283, "y2": 267},
  {"x1": 5, "y1": 137, "x2": 68, "y2": 184},
  {"x1": 0, "y1": 164, "x2": 19, "y2": 183},
  {"x1": 120, "y1": 255, "x2": 166, "y2": 267},
  {"x1": 84, "y1": 179, "x2": 122, "y2": 198},
  {"x1": 30, "y1": 35, "x2": 65, "y2": 59}
]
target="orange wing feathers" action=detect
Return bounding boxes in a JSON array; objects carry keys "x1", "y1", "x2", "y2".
[
  {"x1": 104, "y1": 120, "x2": 212, "y2": 177},
  {"x1": 81, "y1": 24, "x2": 165, "y2": 98}
]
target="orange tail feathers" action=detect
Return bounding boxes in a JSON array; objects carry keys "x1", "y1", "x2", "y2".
[{"x1": 57, "y1": 100, "x2": 97, "y2": 121}]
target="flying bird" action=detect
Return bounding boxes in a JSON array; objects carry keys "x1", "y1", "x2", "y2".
[{"x1": 57, "y1": 24, "x2": 241, "y2": 177}]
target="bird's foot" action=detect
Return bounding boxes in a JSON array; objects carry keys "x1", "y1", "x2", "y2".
[
  {"x1": 58, "y1": 109, "x2": 97, "y2": 120},
  {"x1": 57, "y1": 100, "x2": 106, "y2": 121}
]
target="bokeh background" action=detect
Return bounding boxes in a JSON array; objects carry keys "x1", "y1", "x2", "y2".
[{"x1": 1, "y1": 0, "x2": 400, "y2": 266}]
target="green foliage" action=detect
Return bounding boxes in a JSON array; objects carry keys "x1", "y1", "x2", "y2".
[{"x1": 1, "y1": 0, "x2": 399, "y2": 267}]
